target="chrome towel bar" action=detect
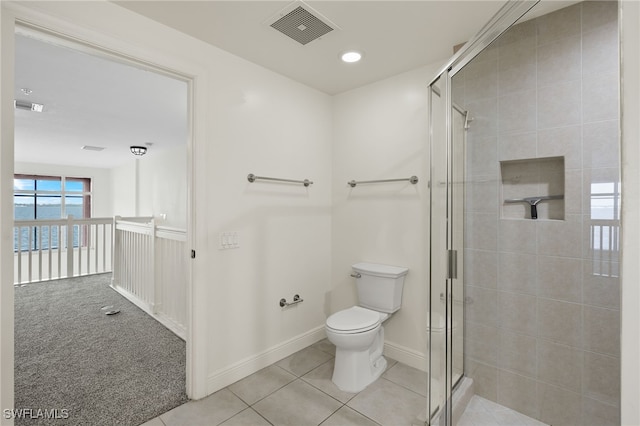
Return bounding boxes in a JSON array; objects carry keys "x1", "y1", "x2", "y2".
[
  {"x1": 279, "y1": 294, "x2": 304, "y2": 307},
  {"x1": 248, "y1": 174, "x2": 313, "y2": 187},
  {"x1": 347, "y1": 176, "x2": 418, "y2": 188}
]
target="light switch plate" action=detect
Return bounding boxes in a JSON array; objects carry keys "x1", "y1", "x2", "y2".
[{"x1": 219, "y1": 232, "x2": 240, "y2": 250}]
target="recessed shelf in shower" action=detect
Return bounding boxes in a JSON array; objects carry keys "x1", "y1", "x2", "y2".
[{"x1": 500, "y1": 156, "x2": 565, "y2": 220}]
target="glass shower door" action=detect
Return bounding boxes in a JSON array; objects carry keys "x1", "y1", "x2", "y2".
[
  {"x1": 427, "y1": 76, "x2": 449, "y2": 425},
  {"x1": 428, "y1": 73, "x2": 465, "y2": 425}
]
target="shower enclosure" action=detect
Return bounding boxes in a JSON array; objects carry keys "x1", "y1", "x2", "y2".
[{"x1": 427, "y1": 1, "x2": 621, "y2": 425}]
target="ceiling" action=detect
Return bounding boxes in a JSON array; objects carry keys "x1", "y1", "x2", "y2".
[
  {"x1": 14, "y1": 1, "x2": 577, "y2": 169},
  {"x1": 14, "y1": 33, "x2": 188, "y2": 169},
  {"x1": 116, "y1": 1, "x2": 508, "y2": 95}
]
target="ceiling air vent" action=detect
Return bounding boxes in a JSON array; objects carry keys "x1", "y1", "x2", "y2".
[
  {"x1": 266, "y1": 1, "x2": 339, "y2": 46},
  {"x1": 81, "y1": 145, "x2": 105, "y2": 152}
]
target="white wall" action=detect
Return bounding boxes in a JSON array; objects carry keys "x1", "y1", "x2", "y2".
[
  {"x1": 331, "y1": 64, "x2": 441, "y2": 367},
  {"x1": 109, "y1": 160, "x2": 136, "y2": 218},
  {"x1": 14, "y1": 162, "x2": 111, "y2": 217},
  {"x1": 110, "y1": 145, "x2": 187, "y2": 229},
  {"x1": 137, "y1": 145, "x2": 187, "y2": 228},
  {"x1": 204, "y1": 55, "x2": 332, "y2": 387}
]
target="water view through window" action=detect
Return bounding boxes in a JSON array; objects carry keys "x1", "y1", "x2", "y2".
[{"x1": 13, "y1": 175, "x2": 91, "y2": 251}]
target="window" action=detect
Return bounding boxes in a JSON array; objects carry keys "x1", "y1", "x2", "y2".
[
  {"x1": 14, "y1": 174, "x2": 91, "y2": 220},
  {"x1": 13, "y1": 174, "x2": 92, "y2": 251}
]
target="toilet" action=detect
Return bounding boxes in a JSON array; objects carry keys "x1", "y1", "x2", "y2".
[{"x1": 325, "y1": 262, "x2": 409, "y2": 393}]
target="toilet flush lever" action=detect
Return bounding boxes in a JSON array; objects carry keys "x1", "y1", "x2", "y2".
[{"x1": 350, "y1": 273, "x2": 361, "y2": 278}]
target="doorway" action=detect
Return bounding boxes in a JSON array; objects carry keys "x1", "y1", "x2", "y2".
[{"x1": 1, "y1": 9, "x2": 200, "y2": 420}]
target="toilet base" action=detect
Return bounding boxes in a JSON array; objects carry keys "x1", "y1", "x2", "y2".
[
  {"x1": 331, "y1": 327, "x2": 386, "y2": 393},
  {"x1": 332, "y1": 349, "x2": 387, "y2": 393}
]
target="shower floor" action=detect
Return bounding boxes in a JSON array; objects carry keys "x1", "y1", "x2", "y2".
[{"x1": 458, "y1": 395, "x2": 548, "y2": 426}]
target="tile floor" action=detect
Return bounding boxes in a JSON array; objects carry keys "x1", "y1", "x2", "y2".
[
  {"x1": 141, "y1": 339, "x2": 547, "y2": 426},
  {"x1": 141, "y1": 339, "x2": 427, "y2": 426}
]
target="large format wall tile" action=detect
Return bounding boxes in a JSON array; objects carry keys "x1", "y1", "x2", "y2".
[
  {"x1": 537, "y1": 256, "x2": 582, "y2": 303},
  {"x1": 462, "y1": 3, "x2": 620, "y2": 423},
  {"x1": 536, "y1": 3, "x2": 581, "y2": 46},
  {"x1": 537, "y1": 298, "x2": 582, "y2": 348},
  {"x1": 499, "y1": 132, "x2": 537, "y2": 162},
  {"x1": 498, "y1": 292, "x2": 537, "y2": 336},
  {"x1": 583, "y1": 306, "x2": 620, "y2": 357},
  {"x1": 583, "y1": 24, "x2": 619, "y2": 77},
  {"x1": 583, "y1": 352, "x2": 620, "y2": 406},
  {"x1": 497, "y1": 370, "x2": 538, "y2": 418},
  {"x1": 537, "y1": 214, "x2": 583, "y2": 258},
  {"x1": 583, "y1": 120, "x2": 620, "y2": 169},
  {"x1": 464, "y1": 57, "x2": 498, "y2": 102},
  {"x1": 498, "y1": 37, "x2": 537, "y2": 96},
  {"x1": 537, "y1": 383, "x2": 582, "y2": 426},
  {"x1": 465, "y1": 285, "x2": 498, "y2": 327},
  {"x1": 465, "y1": 213, "x2": 498, "y2": 251},
  {"x1": 498, "y1": 252, "x2": 537, "y2": 295},
  {"x1": 536, "y1": 125, "x2": 582, "y2": 170},
  {"x1": 537, "y1": 340, "x2": 583, "y2": 392},
  {"x1": 537, "y1": 35, "x2": 581, "y2": 87},
  {"x1": 583, "y1": 261, "x2": 620, "y2": 309},
  {"x1": 498, "y1": 219, "x2": 536, "y2": 254},
  {"x1": 464, "y1": 249, "x2": 498, "y2": 289},
  {"x1": 497, "y1": 330, "x2": 537, "y2": 377},
  {"x1": 583, "y1": 72, "x2": 618, "y2": 123},
  {"x1": 498, "y1": 90, "x2": 537, "y2": 134},
  {"x1": 537, "y1": 80, "x2": 582, "y2": 130}
]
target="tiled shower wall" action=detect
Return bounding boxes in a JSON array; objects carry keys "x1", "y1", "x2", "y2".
[{"x1": 454, "y1": 2, "x2": 620, "y2": 425}]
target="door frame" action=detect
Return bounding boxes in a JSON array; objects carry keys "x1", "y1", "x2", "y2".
[{"x1": 0, "y1": 2, "x2": 209, "y2": 418}]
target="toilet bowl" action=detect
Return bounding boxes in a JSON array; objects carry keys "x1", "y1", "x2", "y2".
[
  {"x1": 325, "y1": 306, "x2": 390, "y2": 393},
  {"x1": 325, "y1": 262, "x2": 408, "y2": 393}
]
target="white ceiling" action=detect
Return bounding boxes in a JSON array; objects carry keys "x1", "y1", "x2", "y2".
[
  {"x1": 116, "y1": 0, "x2": 508, "y2": 95},
  {"x1": 14, "y1": 1, "x2": 576, "y2": 169},
  {"x1": 14, "y1": 33, "x2": 188, "y2": 169}
]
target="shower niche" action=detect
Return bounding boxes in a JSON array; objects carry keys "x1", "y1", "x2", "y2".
[{"x1": 500, "y1": 156, "x2": 565, "y2": 220}]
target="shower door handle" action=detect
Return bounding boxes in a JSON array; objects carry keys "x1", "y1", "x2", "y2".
[{"x1": 447, "y1": 250, "x2": 457, "y2": 280}]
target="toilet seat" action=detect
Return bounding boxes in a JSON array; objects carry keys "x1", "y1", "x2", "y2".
[{"x1": 326, "y1": 306, "x2": 381, "y2": 334}]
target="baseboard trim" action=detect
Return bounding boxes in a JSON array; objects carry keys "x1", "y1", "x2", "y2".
[
  {"x1": 206, "y1": 326, "x2": 326, "y2": 395},
  {"x1": 384, "y1": 340, "x2": 427, "y2": 372},
  {"x1": 110, "y1": 284, "x2": 186, "y2": 340},
  {"x1": 110, "y1": 283, "x2": 153, "y2": 314}
]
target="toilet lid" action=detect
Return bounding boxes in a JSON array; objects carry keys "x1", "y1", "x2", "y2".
[{"x1": 326, "y1": 306, "x2": 381, "y2": 333}]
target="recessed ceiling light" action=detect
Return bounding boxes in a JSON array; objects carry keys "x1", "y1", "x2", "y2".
[{"x1": 341, "y1": 51, "x2": 363, "y2": 63}]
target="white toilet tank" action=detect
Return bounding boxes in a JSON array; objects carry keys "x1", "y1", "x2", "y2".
[{"x1": 352, "y1": 262, "x2": 409, "y2": 313}]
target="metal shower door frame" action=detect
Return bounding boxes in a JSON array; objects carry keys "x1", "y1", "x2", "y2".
[{"x1": 426, "y1": 1, "x2": 540, "y2": 425}]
